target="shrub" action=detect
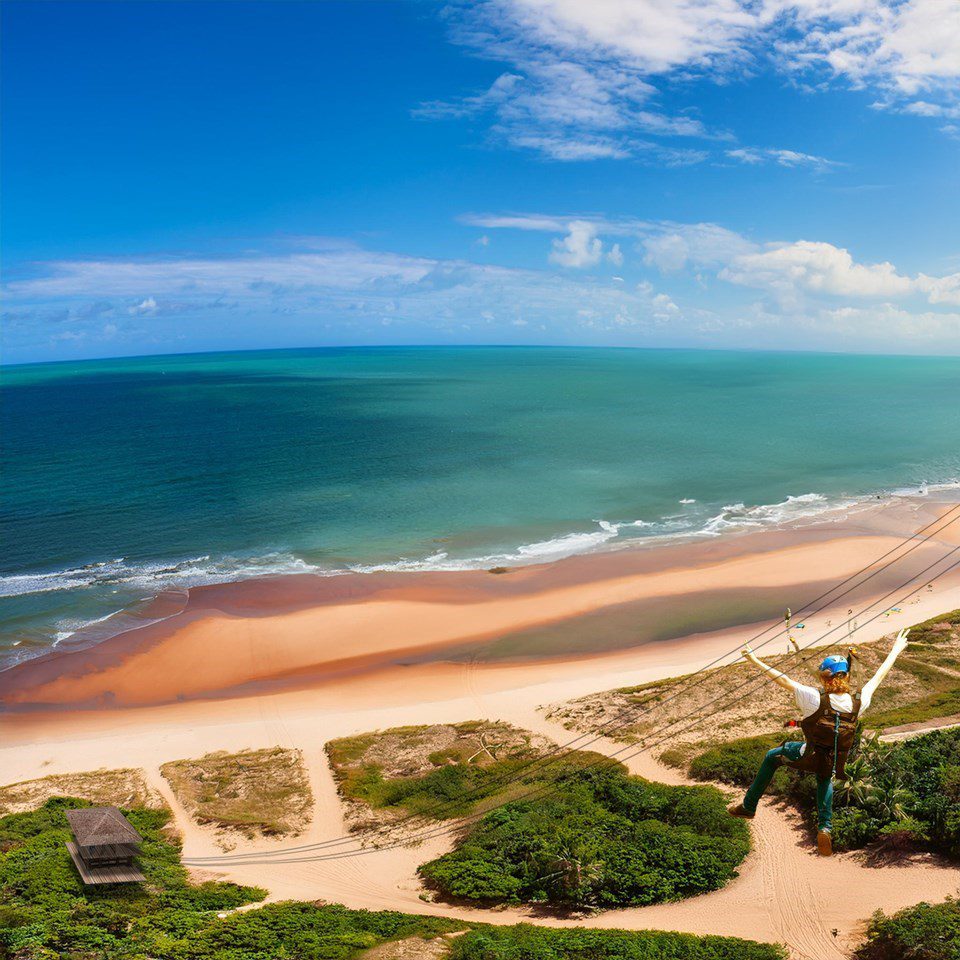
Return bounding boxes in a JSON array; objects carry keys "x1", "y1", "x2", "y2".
[
  {"x1": 682, "y1": 726, "x2": 960, "y2": 857},
  {"x1": 418, "y1": 767, "x2": 749, "y2": 908},
  {"x1": 687, "y1": 733, "x2": 794, "y2": 790},
  {"x1": 0, "y1": 797, "x2": 787, "y2": 960},
  {"x1": 856, "y1": 899, "x2": 960, "y2": 960},
  {"x1": 450, "y1": 923, "x2": 788, "y2": 960}
]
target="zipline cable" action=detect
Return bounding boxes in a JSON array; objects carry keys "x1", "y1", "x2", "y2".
[
  {"x1": 182, "y1": 541, "x2": 960, "y2": 866},
  {"x1": 183, "y1": 505, "x2": 960, "y2": 864},
  {"x1": 182, "y1": 501, "x2": 960, "y2": 862}
]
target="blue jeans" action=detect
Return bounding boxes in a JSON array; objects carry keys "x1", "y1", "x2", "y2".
[{"x1": 742, "y1": 741, "x2": 834, "y2": 832}]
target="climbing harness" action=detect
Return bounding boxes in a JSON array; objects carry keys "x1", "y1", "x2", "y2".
[{"x1": 786, "y1": 690, "x2": 862, "y2": 779}]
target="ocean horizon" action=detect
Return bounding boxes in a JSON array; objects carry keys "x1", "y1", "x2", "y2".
[{"x1": 3, "y1": 344, "x2": 959, "y2": 669}]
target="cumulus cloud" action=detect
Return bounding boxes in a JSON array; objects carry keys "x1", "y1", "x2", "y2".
[
  {"x1": 720, "y1": 240, "x2": 915, "y2": 298},
  {"x1": 718, "y1": 240, "x2": 960, "y2": 307},
  {"x1": 7, "y1": 228, "x2": 959, "y2": 361},
  {"x1": 471, "y1": 208, "x2": 960, "y2": 312},
  {"x1": 549, "y1": 221, "x2": 604, "y2": 267}
]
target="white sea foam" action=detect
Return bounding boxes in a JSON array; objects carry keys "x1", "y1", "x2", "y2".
[
  {"x1": 0, "y1": 552, "x2": 323, "y2": 599},
  {"x1": 3, "y1": 483, "x2": 957, "y2": 617}
]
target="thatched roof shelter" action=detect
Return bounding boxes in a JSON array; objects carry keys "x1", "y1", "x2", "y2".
[
  {"x1": 65, "y1": 806, "x2": 145, "y2": 884},
  {"x1": 67, "y1": 806, "x2": 142, "y2": 847}
]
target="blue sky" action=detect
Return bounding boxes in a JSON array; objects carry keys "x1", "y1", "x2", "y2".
[{"x1": 2, "y1": 0, "x2": 959, "y2": 363}]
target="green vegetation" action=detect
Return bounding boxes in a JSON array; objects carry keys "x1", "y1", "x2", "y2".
[
  {"x1": 685, "y1": 733, "x2": 794, "y2": 790},
  {"x1": 678, "y1": 725, "x2": 960, "y2": 855},
  {"x1": 0, "y1": 797, "x2": 785, "y2": 960},
  {"x1": 855, "y1": 899, "x2": 960, "y2": 960},
  {"x1": 160, "y1": 746, "x2": 313, "y2": 839},
  {"x1": 450, "y1": 924, "x2": 787, "y2": 960},
  {"x1": 327, "y1": 721, "x2": 580, "y2": 820},
  {"x1": 0, "y1": 797, "x2": 267, "y2": 959},
  {"x1": 859, "y1": 608, "x2": 960, "y2": 729},
  {"x1": 418, "y1": 765, "x2": 749, "y2": 908}
]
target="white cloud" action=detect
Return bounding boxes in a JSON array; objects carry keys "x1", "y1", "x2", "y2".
[
  {"x1": 726, "y1": 146, "x2": 841, "y2": 169},
  {"x1": 643, "y1": 223, "x2": 756, "y2": 272},
  {"x1": 720, "y1": 239, "x2": 915, "y2": 297},
  {"x1": 471, "y1": 209, "x2": 960, "y2": 311},
  {"x1": 6, "y1": 232, "x2": 960, "y2": 359},
  {"x1": 775, "y1": 0, "x2": 960, "y2": 99},
  {"x1": 129, "y1": 297, "x2": 158, "y2": 315},
  {"x1": 424, "y1": 0, "x2": 960, "y2": 162},
  {"x1": 2, "y1": 240, "x2": 694, "y2": 359},
  {"x1": 811, "y1": 302, "x2": 960, "y2": 339},
  {"x1": 916, "y1": 271, "x2": 960, "y2": 305},
  {"x1": 418, "y1": 1, "x2": 739, "y2": 162},
  {"x1": 549, "y1": 221, "x2": 604, "y2": 267}
]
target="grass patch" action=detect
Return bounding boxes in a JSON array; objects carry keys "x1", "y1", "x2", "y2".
[
  {"x1": 0, "y1": 768, "x2": 163, "y2": 815},
  {"x1": 160, "y1": 747, "x2": 312, "y2": 842},
  {"x1": 327, "y1": 721, "x2": 568, "y2": 822},
  {"x1": 865, "y1": 688, "x2": 960, "y2": 728},
  {"x1": 418, "y1": 765, "x2": 750, "y2": 909},
  {"x1": 855, "y1": 898, "x2": 960, "y2": 960},
  {"x1": 450, "y1": 924, "x2": 787, "y2": 960}
]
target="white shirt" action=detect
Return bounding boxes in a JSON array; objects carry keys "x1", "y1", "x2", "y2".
[{"x1": 793, "y1": 684, "x2": 875, "y2": 719}]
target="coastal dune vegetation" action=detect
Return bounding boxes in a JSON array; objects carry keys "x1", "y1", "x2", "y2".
[
  {"x1": 326, "y1": 721, "x2": 564, "y2": 826},
  {"x1": 417, "y1": 765, "x2": 749, "y2": 908},
  {"x1": 160, "y1": 747, "x2": 313, "y2": 845},
  {"x1": 0, "y1": 768, "x2": 162, "y2": 816},
  {"x1": 0, "y1": 797, "x2": 784, "y2": 960},
  {"x1": 548, "y1": 611, "x2": 960, "y2": 761},
  {"x1": 677, "y1": 726, "x2": 960, "y2": 855},
  {"x1": 327, "y1": 721, "x2": 750, "y2": 908}
]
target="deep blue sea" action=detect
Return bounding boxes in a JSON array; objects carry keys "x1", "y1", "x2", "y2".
[{"x1": 2, "y1": 346, "x2": 959, "y2": 669}]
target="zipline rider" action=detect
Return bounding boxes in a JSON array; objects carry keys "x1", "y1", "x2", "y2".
[{"x1": 728, "y1": 628, "x2": 910, "y2": 856}]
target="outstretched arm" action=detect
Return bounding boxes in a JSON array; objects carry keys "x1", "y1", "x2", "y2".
[
  {"x1": 741, "y1": 645, "x2": 801, "y2": 692},
  {"x1": 860, "y1": 629, "x2": 909, "y2": 710}
]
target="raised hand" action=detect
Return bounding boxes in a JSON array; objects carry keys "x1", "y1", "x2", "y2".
[{"x1": 893, "y1": 628, "x2": 910, "y2": 651}]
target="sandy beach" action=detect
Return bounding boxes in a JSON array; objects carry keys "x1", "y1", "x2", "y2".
[{"x1": 4, "y1": 494, "x2": 960, "y2": 960}]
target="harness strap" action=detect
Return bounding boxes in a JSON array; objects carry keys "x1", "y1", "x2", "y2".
[{"x1": 830, "y1": 711, "x2": 841, "y2": 780}]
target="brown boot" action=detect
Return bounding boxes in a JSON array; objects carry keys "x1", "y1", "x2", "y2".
[
  {"x1": 817, "y1": 830, "x2": 833, "y2": 857},
  {"x1": 728, "y1": 802, "x2": 755, "y2": 819}
]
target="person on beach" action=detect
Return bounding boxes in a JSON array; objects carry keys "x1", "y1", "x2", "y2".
[{"x1": 728, "y1": 628, "x2": 910, "y2": 856}]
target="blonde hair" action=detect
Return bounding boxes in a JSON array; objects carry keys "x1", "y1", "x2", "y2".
[{"x1": 821, "y1": 671, "x2": 850, "y2": 694}]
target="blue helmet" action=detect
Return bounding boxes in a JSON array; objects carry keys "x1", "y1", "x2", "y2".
[{"x1": 820, "y1": 655, "x2": 849, "y2": 676}]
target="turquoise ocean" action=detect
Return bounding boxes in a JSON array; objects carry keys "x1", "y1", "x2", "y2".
[{"x1": 2, "y1": 346, "x2": 959, "y2": 670}]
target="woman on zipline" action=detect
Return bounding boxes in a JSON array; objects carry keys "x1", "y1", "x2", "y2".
[{"x1": 728, "y1": 628, "x2": 910, "y2": 856}]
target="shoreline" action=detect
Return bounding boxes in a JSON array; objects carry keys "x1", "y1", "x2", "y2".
[
  {"x1": 5, "y1": 482, "x2": 956, "y2": 673},
  {"x1": 4, "y1": 494, "x2": 960, "y2": 712}
]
